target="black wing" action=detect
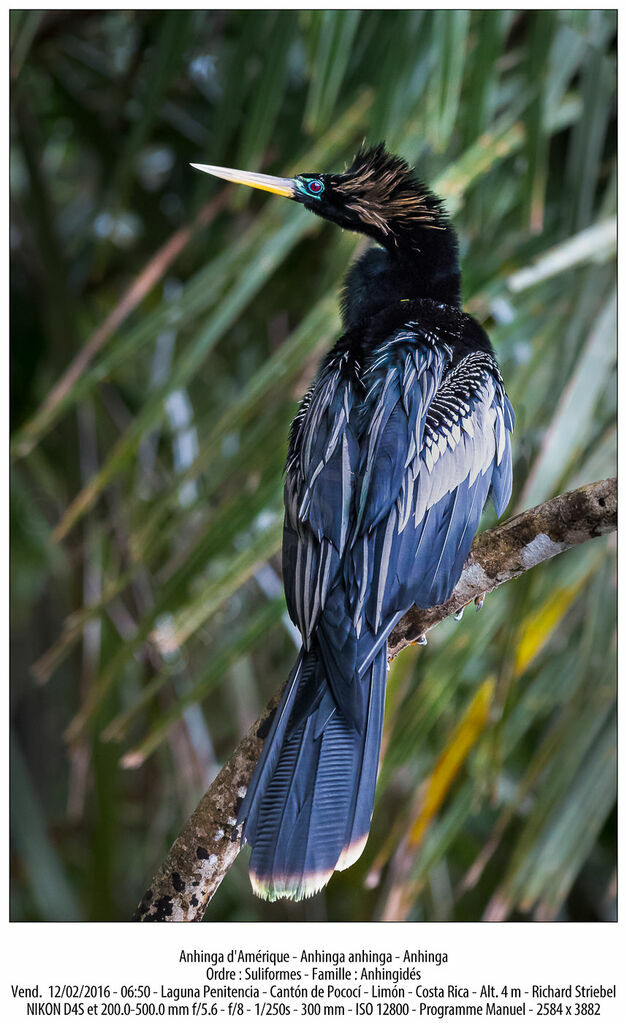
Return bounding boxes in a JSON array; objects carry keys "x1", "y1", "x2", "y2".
[
  {"x1": 282, "y1": 349, "x2": 360, "y2": 647},
  {"x1": 348, "y1": 329, "x2": 514, "y2": 642}
]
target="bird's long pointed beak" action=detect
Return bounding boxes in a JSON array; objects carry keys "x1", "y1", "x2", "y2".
[{"x1": 190, "y1": 163, "x2": 295, "y2": 198}]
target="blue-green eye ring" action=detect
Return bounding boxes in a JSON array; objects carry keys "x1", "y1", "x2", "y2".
[{"x1": 297, "y1": 177, "x2": 325, "y2": 199}]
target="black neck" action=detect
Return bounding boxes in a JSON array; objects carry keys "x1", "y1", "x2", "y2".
[{"x1": 341, "y1": 230, "x2": 461, "y2": 331}]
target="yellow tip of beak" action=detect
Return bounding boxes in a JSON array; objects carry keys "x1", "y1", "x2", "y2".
[{"x1": 190, "y1": 163, "x2": 295, "y2": 198}]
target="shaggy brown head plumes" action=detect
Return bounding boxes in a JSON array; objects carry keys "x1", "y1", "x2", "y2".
[
  {"x1": 293, "y1": 142, "x2": 460, "y2": 304},
  {"x1": 331, "y1": 144, "x2": 445, "y2": 241}
]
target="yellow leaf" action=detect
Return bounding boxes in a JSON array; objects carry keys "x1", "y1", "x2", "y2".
[
  {"x1": 410, "y1": 677, "x2": 494, "y2": 847},
  {"x1": 514, "y1": 577, "x2": 589, "y2": 678}
]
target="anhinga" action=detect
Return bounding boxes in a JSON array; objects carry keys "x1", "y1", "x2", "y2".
[{"x1": 192, "y1": 144, "x2": 514, "y2": 901}]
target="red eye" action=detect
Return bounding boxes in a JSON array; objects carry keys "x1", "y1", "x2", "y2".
[{"x1": 308, "y1": 179, "x2": 323, "y2": 194}]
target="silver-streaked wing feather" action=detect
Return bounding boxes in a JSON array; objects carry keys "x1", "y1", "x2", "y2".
[
  {"x1": 350, "y1": 340, "x2": 514, "y2": 637},
  {"x1": 283, "y1": 352, "x2": 360, "y2": 644}
]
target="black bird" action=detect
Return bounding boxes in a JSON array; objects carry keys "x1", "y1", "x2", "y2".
[{"x1": 192, "y1": 144, "x2": 514, "y2": 901}]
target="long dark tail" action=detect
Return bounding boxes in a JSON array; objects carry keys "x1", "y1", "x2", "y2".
[{"x1": 238, "y1": 646, "x2": 387, "y2": 901}]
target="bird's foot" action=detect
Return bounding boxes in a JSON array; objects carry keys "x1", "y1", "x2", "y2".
[
  {"x1": 453, "y1": 594, "x2": 486, "y2": 622},
  {"x1": 415, "y1": 633, "x2": 428, "y2": 646}
]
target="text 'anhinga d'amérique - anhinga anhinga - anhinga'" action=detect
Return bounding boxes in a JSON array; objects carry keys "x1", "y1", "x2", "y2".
[{"x1": 192, "y1": 144, "x2": 514, "y2": 901}]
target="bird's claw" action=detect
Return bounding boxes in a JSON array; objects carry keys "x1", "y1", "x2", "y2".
[
  {"x1": 453, "y1": 594, "x2": 485, "y2": 620},
  {"x1": 415, "y1": 633, "x2": 428, "y2": 646}
]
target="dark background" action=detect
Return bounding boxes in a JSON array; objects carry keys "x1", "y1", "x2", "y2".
[{"x1": 10, "y1": 10, "x2": 616, "y2": 922}]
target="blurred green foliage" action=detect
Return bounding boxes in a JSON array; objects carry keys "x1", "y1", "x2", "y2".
[{"x1": 10, "y1": 10, "x2": 616, "y2": 922}]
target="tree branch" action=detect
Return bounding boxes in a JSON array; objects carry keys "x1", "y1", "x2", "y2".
[{"x1": 133, "y1": 477, "x2": 616, "y2": 922}]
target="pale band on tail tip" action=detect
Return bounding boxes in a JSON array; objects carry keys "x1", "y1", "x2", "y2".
[
  {"x1": 250, "y1": 832, "x2": 370, "y2": 901},
  {"x1": 250, "y1": 867, "x2": 336, "y2": 903},
  {"x1": 336, "y1": 833, "x2": 369, "y2": 872}
]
